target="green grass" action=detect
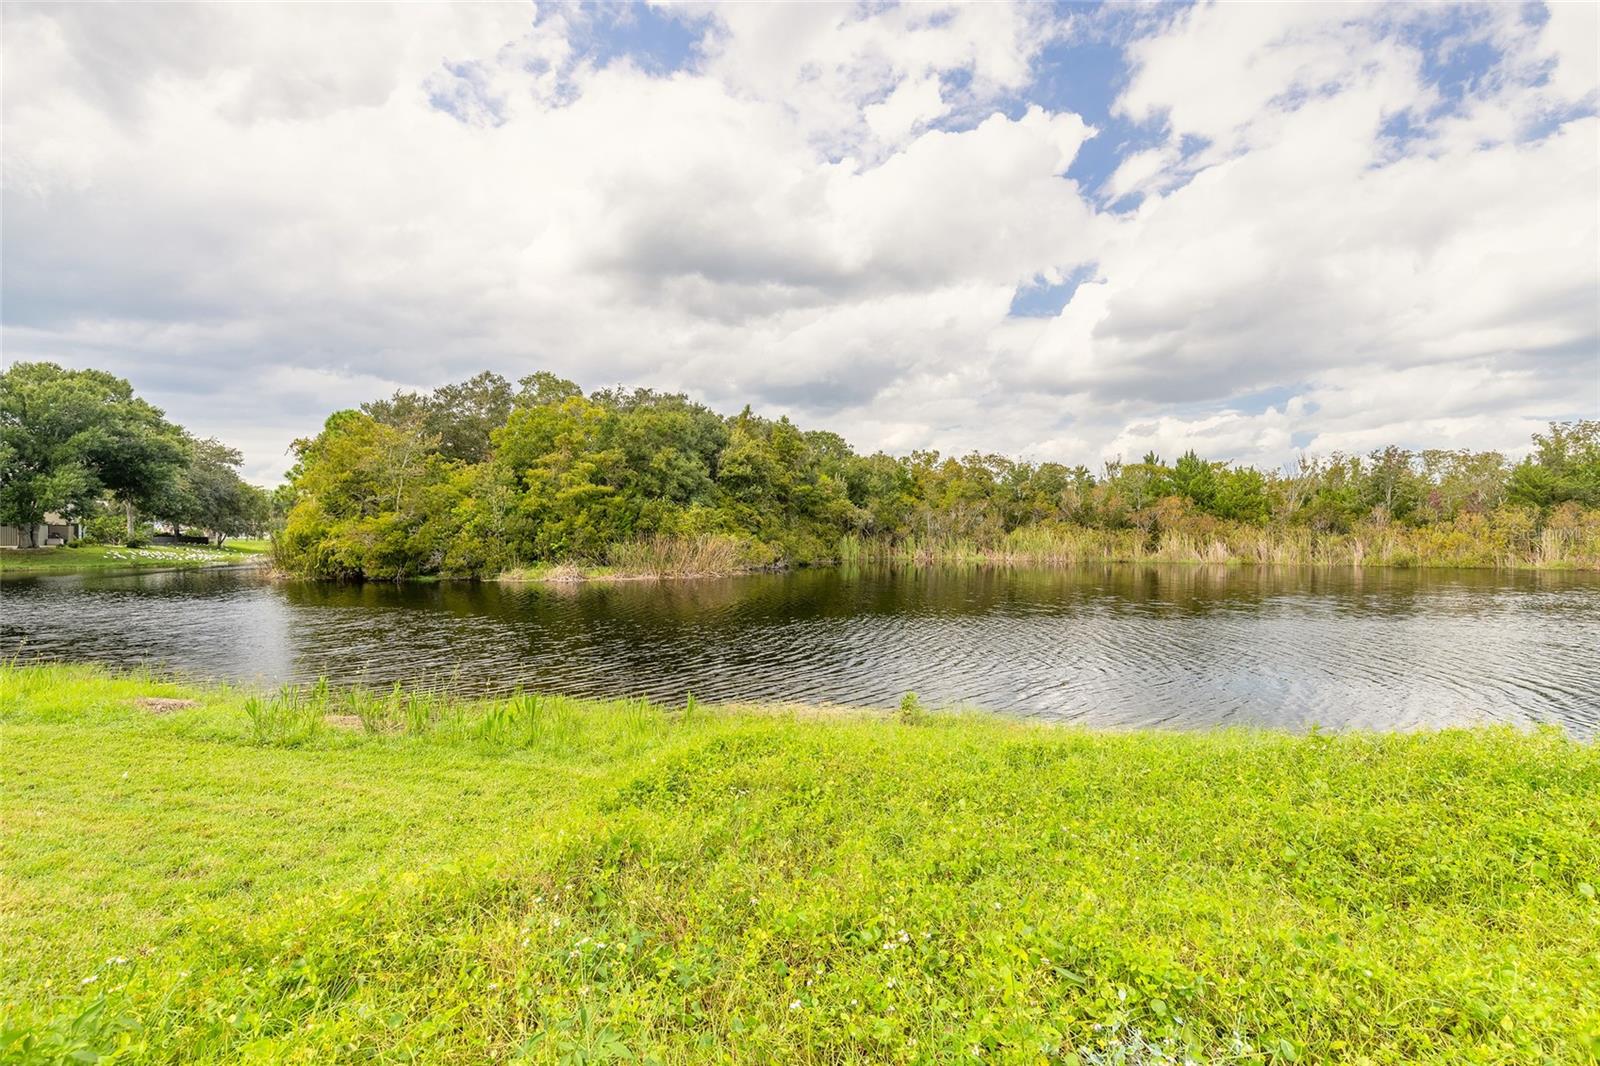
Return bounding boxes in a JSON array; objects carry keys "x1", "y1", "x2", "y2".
[
  {"x1": 2, "y1": 665, "x2": 1597, "y2": 1064},
  {"x1": 0, "y1": 541, "x2": 268, "y2": 574}
]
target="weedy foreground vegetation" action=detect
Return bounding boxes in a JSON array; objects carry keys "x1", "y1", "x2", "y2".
[{"x1": 2, "y1": 664, "x2": 1597, "y2": 1064}]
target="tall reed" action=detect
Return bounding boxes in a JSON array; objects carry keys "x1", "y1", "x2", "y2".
[
  {"x1": 605, "y1": 534, "x2": 766, "y2": 576},
  {"x1": 835, "y1": 509, "x2": 1600, "y2": 570}
]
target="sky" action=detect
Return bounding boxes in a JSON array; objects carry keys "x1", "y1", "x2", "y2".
[{"x1": 3, "y1": 1, "x2": 1598, "y2": 485}]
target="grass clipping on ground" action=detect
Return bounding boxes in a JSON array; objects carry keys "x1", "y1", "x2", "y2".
[{"x1": 1, "y1": 664, "x2": 1597, "y2": 1064}]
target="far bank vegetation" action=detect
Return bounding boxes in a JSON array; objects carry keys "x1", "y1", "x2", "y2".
[
  {"x1": 265, "y1": 371, "x2": 1600, "y2": 579},
  {"x1": 257, "y1": 371, "x2": 1600, "y2": 580}
]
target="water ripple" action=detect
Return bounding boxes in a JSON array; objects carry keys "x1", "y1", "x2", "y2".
[{"x1": 2, "y1": 564, "x2": 1597, "y2": 736}]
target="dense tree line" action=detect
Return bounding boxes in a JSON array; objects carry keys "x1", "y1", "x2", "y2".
[
  {"x1": 6, "y1": 361, "x2": 1593, "y2": 570},
  {"x1": 272, "y1": 370, "x2": 1600, "y2": 578},
  {"x1": 0, "y1": 363, "x2": 270, "y2": 546}
]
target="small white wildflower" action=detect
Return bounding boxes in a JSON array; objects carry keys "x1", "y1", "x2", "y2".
[
  {"x1": 885, "y1": 978, "x2": 895, "y2": 989},
  {"x1": 80, "y1": 974, "x2": 98, "y2": 986},
  {"x1": 789, "y1": 999, "x2": 802, "y2": 1011}
]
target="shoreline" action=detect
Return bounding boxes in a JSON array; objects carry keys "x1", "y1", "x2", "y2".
[
  {"x1": 5, "y1": 659, "x2": 1593, "y2": 739},
  {"x1": 11, "y1": 550, "x2": 1597, "y2": 585},
  {"x1": 493, "y1": 553, "x2": 1596, "y2": 584}
]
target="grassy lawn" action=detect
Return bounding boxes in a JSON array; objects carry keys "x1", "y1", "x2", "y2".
[
  {"x1": 1, "y1": 665, "x2": 1596, "y2": 1064},
  {"x1": 0, "y1": 541, "x2": 268, "y2": 574}
]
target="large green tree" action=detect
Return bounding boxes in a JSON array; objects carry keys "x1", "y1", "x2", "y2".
[
  {"x1": 276, "y1": 411, "x2": 463, "y2": 578},
  {"x1": 363, "y1": 371, "x2": 586, "y2": 465},
  {"x1": 1508, "y1": 421, "x2": 1600, "y2": 508},
  {"x1": 0, "y1": 362, "x2": 186, "y2": 544},
  {"x1": 153, "y1": 437, "x2": 271, "y2": 545}
]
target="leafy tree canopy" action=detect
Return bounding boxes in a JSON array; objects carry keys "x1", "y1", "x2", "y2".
[
  {"x1": 0, "y1": 362, "x2": 187, "y2": 542},
  {"x1": 272, "y1": 369, "x2": 1600, "y2": 579}
]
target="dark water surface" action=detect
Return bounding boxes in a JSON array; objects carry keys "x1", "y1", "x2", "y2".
[{"x1": 4, "y1": 564, "x2": 1597, "y2": 734}]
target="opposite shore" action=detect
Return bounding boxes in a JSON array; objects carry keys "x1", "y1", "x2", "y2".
[
  {"x1": 7, "y1": 529, "x2": 1597, "y2": 583},
  {"x1": 491, "y1": 521, "x2": 1600, "y2": 584},
  {"x1": 0, "y1": 540, "x2": 270, "y2": 575}
]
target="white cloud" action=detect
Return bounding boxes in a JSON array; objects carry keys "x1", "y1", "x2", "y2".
[
  {"x1": 1014, "y1": 2, "x2": 1599, "y2": 464},
  {"x1": 1, "y1": 1, "x2": 1595, "y2": 484},
  {"x1": 1103, "y1": 145, "x2": 1177, "y2": 201},
  {"x1": 863, "y1": 75, "x2": 948, "y2": 145},
  {"x1": 701, "y1": 2, "x2": 1048, "y2": 154},
  {"x1": 1540, "y1": 0, "x2": 1600, "y2": 104}
]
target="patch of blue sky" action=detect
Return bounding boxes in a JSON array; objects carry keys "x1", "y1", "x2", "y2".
[
  {"x1": 1224, "y1": 383, "x2": 1308, "y2": 417},
  {"x1": 938, "y1": 66, "x2": 976, "y2": 103},
  {"x1": 427, "y1": 60, "x2": 509, "y2": 126},
  {"x1": 1159, "y1": 384, "x2": 1313, "y2": 435},
  {"x1": 1401, "y1": 4, "x2": 1512, "y2": 110},
  {"x1": 913, "y1": 1, "x2": 1173, "y2": 201},
  {"x1": 1518, "y1": 97, "x2": 1600, "y2": 143},
  {"x1": 557, "y1": 2, "x2": 711, "y2": 76},
  {"x1": 1379, "y1": 3, "x2": 1594, "y2": 153},
  {"x1": 1025, "y1": 3, "x2": 1187, "y2": 203},
  {"x1": 1009, "y1": 264, "x2": 1097, "y2": 318}
]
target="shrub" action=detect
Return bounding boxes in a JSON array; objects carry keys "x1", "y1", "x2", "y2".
[{"x1": 897, "y1": 690, "x2": 926, "y2": 725}]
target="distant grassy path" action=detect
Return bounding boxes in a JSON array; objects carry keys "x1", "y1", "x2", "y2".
[
  {"x1": 0, "y1": 540, "x2": 270, "y2": 574},
  {"x1": 2, "y1": 664, "x2": 1597, "y2": 1064}
]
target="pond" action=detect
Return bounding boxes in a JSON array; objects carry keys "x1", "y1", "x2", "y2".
[{"x1": 3, "y1": 564, "x2": 1597, "y2": 735}]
